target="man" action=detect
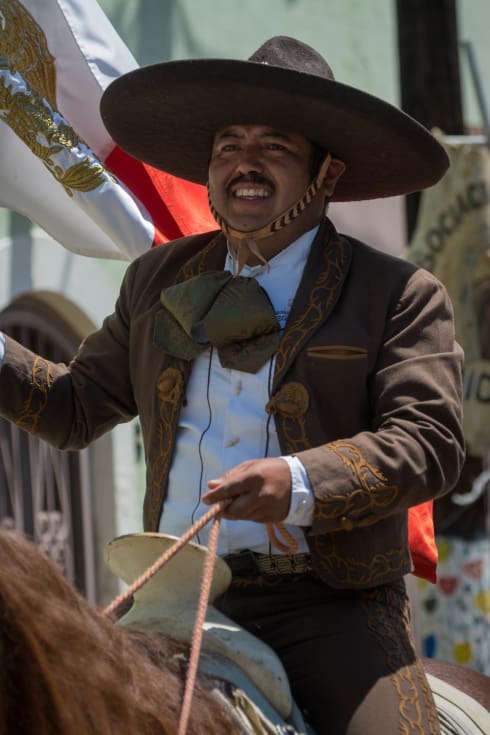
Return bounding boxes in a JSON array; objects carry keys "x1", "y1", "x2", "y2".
[{"x1": 0, "y1": 37, "x2": 464, "y2": 734}]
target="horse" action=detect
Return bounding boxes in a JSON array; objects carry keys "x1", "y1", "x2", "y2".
[
  {"x1": 0, "y1": 529, "x2": 262, "y2": 735},
  {"x1": 0, "y1": 529, "x2": 488, "y2": 735}
]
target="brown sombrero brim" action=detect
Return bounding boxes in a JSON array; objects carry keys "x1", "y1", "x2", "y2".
[{"x1": 100, "y1": 58, "x2": 449, "y2": 202}]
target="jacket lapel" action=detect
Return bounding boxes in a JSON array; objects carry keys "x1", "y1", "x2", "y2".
[
  {"x1": 180, "y1": 231, "x2": 228, "y2": 280},
  {"x1": 273, "y1": 218, "x2": 352, "y2": 390}
]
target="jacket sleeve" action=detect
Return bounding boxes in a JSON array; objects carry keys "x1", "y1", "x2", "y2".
[
  {"x1": 297, "y1": 267, "x2": 465, "y2": 535},
  {"x1": 0, "y1": 258, "x2": 141, "y2": 450}
]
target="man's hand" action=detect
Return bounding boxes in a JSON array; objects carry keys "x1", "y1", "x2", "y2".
[{"x1": 201, "y1": 457, "x2": 292, "y2": 522}]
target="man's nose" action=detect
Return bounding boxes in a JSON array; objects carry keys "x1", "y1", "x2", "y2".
[{"x1": 235, "y1": 145, "x2": 264, "y2": 175}]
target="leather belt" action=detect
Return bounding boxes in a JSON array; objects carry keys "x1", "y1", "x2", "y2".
[{"x1": 222, "y1": 549, "x2": 313, "y2": 578}]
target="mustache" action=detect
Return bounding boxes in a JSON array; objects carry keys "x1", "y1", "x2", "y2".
[{"x1": 227, "y1": 172, "x2": 275, "y2": 191}]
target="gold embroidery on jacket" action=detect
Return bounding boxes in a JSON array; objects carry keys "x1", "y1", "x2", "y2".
[
  {"x1": 361, "y1": 584, "x2": 439, "y2": 733},
  {"x1": 271, "y1": 234, "x2": 350, "y2": 455},
  {"x1": 266, "y1": 382, "x2": 310, "y2": 418},
  {"x1": 309, "y1": 534, "x2": 407, "y2": 586},
  {"x1": 277, "y1": 415, "x2": 310, "y2": 454},
  {"x1": 266, "y1": 382, "x2": 311, "y2": 453},
  {"x1": 0, "y1": 0, "x2": 57, "y2": 106},
  {"x1": 145, "y1": 365, "x2": 186, "y2": 530},
  {"x1": 181, "y1": 233, "x2": 224, "y2": 279},
  {"x1": 16, "y1": 356, "x2": 53, "y2": 434},
  {"x1": 274, "y1": 235, "x2": 348, "y2": 383},
  {"x1": 307, "y1": 345, "x2": 368, "y2": 360},
  {"x1": 316, "y1": 441, "x2": 399, "y2": 523}
]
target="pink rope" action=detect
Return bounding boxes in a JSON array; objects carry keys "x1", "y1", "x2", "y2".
[
  {"x1": 177, "y1": 514, "x2": 221, "y2": 735},
  {"x1": 266, "y1": 521, "x2": 298, "y2": 554}
]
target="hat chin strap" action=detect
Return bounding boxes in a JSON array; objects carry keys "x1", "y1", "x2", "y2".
[{"x1": 208, "y1": 153, "x2": 332, "y2": 273}]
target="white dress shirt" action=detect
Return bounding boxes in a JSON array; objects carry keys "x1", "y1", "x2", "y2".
[{"x1": 158, "y1": 227, "x2": 318, "y2": 554}]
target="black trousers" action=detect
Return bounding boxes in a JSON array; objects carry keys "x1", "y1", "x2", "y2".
[{"x1": 215, "y1": 573, "x2": 440, "y2": 735}]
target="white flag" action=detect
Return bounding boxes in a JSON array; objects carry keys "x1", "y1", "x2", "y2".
[{"x1": 0, "y1": 0, "x2": 214, "y2": 260}]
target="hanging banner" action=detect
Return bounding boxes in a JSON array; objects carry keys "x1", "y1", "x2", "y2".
[{"x1": 407, "y1": 133, "x2": 490, "y2": 456}]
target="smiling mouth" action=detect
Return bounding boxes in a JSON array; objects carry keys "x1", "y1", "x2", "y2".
[{"x1": 233, "y1": 187, "x2": 272, "y2": 199}]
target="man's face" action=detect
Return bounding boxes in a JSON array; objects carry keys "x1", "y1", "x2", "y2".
[{"x1": 208, "y1": 125, "x2": 322, "y2": 234}]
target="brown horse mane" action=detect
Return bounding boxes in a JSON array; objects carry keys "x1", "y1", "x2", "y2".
[{"x1": 0, "y1": 530, "x2": 242, "y2": 735}]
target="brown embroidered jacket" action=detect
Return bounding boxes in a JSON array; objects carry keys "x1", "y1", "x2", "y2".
[{"x1": 0, "y1": 219, "x2": 465, "y2": 588}]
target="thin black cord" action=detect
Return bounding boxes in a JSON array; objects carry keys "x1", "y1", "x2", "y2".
[
  {"x1": 265, "y1": 356, "x2": 275, "y2": 555},
  {"x1": 191, "y1": 347, "x2": 214, "y2": 544},
  {"x1": 264, "y1": 355, "x2": 275, "y2": 459}
]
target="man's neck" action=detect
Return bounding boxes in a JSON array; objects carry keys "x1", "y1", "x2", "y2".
[
  {"x1": 228, "y1": 216, "x2": 325, "y2": 268},
  {"x1": 227, "y1": 223, "x2": 322, "y2": 277}
]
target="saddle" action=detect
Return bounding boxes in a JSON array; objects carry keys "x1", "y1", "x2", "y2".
[
  {"x1": 104, "y1": 532, "x2": 294, "y2": 721},
  {"x1": 104, "y1": 533, "x2": 490, "y2": 735}
]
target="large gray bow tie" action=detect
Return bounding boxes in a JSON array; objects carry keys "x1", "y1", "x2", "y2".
[{"x1": 153, "y1": 271, "x2": 280, "y2": 373}]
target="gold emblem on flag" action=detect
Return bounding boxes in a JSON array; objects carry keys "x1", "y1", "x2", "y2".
[
  {"x1": 0, "y1": 0, "x2": 57, "y2": 107},
  {"x1": 0, "y1": 73, "x2": 108, "y2": 196}
]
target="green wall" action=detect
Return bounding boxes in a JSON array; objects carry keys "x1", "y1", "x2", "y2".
[
  {"x1": 99, "y1": 0, "x2": 399, "y2": 101},
  {"x1": 99, "y1": 0, "x2": 490, "y2": 131}
]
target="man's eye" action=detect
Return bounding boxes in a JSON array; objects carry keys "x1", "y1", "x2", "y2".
[
  {"x1": 221, "y1": 144, "x2": 239, "y2": 152},
  {"x1": 267, "y1": 143, "x2": 286, "y2": 151}
]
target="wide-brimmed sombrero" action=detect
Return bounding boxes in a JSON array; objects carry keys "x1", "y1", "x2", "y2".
[{"x1": 100, "y1": 35, "x2": 449, "y2": 202}]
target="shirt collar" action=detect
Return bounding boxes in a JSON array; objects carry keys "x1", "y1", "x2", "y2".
[{"x1": 226, "y1": 225, "x2": 320, "y2": 278}]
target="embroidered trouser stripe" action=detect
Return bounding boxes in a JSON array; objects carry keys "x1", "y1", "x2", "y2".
[{"x1": 214, "y1": 575, "x2": 440, "y2": 735}]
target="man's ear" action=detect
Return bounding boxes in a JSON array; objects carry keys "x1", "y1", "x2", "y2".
[{"x1": 322, "y1": 158, "x2": 346, "y2": 197}]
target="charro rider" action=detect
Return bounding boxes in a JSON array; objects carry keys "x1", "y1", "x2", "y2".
[{"x1": 0, "y1": 37, "x2": 464, "y2": 734}]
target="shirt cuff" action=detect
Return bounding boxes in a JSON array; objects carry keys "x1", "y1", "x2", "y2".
[
  {"x1": 281, "y1": 455, "x2": 315, "y2": 526},
  {"x1": 0, "y1": 332, "x2": 5, "y2": 368}
]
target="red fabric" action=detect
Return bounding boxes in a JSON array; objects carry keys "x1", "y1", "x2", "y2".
[
  {"x1": 105, "y1": 147, "x2": 216, "y2": 245},
  {"x1": 408, "y1": 500, "x2": 438, "y2": 582}
]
